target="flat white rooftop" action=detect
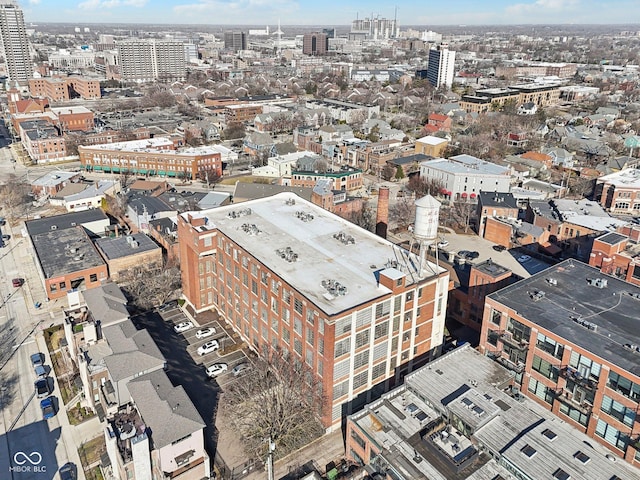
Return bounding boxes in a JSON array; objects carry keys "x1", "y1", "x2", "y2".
[{"x1": 183, "y1": 193, "x2": 446, "y2": 316}]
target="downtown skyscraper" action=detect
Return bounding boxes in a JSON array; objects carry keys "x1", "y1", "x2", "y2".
[{"x1": 0, "y1": 1, "x2": 32, "y2": 84}]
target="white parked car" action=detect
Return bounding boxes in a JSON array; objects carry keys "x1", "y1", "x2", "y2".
[
  {"x1": 195, "y1": 327, "x2": 216, "y2": 339},
  {"x1": 517, "y1": 255, "x2": 532, "y2": 263},
  {"x1": 173, "y1": 321, "x2": 194, "y2": 333},
  {"x1": 197, "y1": 340, "x2": 220, "y2": 356},
  {"x1": 205, "y1": 363, "x2": 228, "y2": 378},
  {"x1": 437, "y1": 240, "x2": 449, "y2": 248}
]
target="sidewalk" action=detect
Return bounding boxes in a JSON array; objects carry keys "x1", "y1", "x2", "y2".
[{"x1": 36, "y1": 334, "x2": 87, "y2": 480}]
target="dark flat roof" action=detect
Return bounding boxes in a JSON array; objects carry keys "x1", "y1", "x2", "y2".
[
  {"x1": 32, "y1": 226, "x2": 106, "y2": 278},
  {"x1": 26, "y1": 209, "x2": 108, "y2": 236},
  {"x1": 596, "y1": 232, "x2": 627, "y2": 246},
  {"x1": 95, "y1": 233, "x2": 160, "y2": 260},
  {"x1": 489, "y1": 259, "x2": 640, "y2": 377},
  {"x1": 478, "y1": 192, "x2": 518, "y2": 209}
]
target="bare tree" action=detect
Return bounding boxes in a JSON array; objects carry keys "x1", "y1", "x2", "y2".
[
  {"x1": 221, "y1": 345, "x2": 325, "y2": 461},
  {"x1": 390, "y1": 197, "x2": 416, "y2": 231},
  {"x1": 346, "y1": 202, "x2": 376, "y2": 232},
  {"x1": 406, "y1": 176, "x2": 445, "y2": 197},
  {"x1": 120, "y1": 259, "x2": 182, "y2": 310},
  {"x1": 0, "y1": 174, "x2": 31, "y2": 220}
]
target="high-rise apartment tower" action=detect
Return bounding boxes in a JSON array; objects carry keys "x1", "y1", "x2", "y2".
[{"x1": 0, "y1": 1, "x2": 32, "y2": 83}]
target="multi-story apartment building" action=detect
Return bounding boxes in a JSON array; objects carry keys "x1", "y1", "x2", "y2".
[
  {"x1": 460, "y1": 84, "x2": 561, "y2": 113},
  {"x1": 345, "y1": 344, "x2": 640, "y2": 480},
  {"x1": 224, "y1": 31, "x2": 246, "y2": 52},
  {"x1": 0, "y1": 2, "x2": 32, "y2": 83},
  {"x1": 78, "y1": 137, "x2": 222, "y2": 180},
  {"x1": 426, "y1": 44, "x2": 456, "y2": 88},
  {"x1": 589, "y1": 228, "x2": 640, "y2": 286},
  {"x1": 479, "y1": 259, "x2": 640, "y2": 465},
  {"x1": 290, "y1": 168, "x2": 363, "y2": 191},
  {"x1": 51, "y1": 106, "x2": 94, "y2": 132},
  {"x1": 302, "y1": 32, "x2": 328, "y2": 55},
  {"x1": 19, "y1": 119, "x2": 66, "y2": 163},
  {"x1": 224, "y1": 104, "x2": 263, "y2": 123},
  {"x1": 420, "y1": 154, "x2": 511, "y2": 201},
  {"x1": 178, "y1": 193, "x2": 450, "y2": 429},
  {"x1": 596, "y1": 167, "x2": 640, "y2": 215},
  {"x1": 117, "y1": 40, "x2": 186, "y2": 82},
  {"x1": 28, "y1": 76, "x2": 101, "y2": 101}
]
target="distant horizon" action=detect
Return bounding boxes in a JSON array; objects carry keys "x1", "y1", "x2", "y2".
[{"x1": 19, "y1": 1, "x2": 640, "y2": 27}]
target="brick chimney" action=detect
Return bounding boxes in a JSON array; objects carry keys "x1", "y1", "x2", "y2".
[{"x1": 376, "y1": 186, "x2": 390, "y2": 239}]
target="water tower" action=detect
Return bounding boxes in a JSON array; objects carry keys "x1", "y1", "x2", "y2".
[{"x1": 414, "y1": 194, "x2": 441, "y2": 277}]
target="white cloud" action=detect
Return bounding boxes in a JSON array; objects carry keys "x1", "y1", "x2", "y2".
[
  {"x1": 173, "y1": 0, "x2": 298, "y2": 19},
  {"x1": 506, "y1": 0, "x2": 580, "y2": 16},
  {"x1": 28, "y1": 0, "x2": 41, "y2": 5},
  {"x1": 78, "y1": 0, "x2": 148, "y2": 10}
]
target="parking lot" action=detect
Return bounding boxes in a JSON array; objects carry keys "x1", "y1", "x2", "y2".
[{"x1": 152, "y1": 303, "x2": 252, "y2": 386}]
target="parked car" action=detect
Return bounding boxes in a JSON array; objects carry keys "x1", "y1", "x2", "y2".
[
  {"x1": 34, "y1": 365, "x2": 47, "y2": 378},
  {"x1": 437, "y1": 240, "x2": 449, "y2": 248},
  {"x1": 158, "y1": 301, "x2": 178, "y2": 312},
  {"x1": 59, "y1": 463, "x2": 77, "y2": 480},
  {"x1": 518, "y1": 254, "x2": 532, "y2": 263},
  {"x1": 35, "y1": 378, "x2": 52, "y2": 399},
  {"x1": 30, "y1": 352, "x2": 44, "y2": 368},
  {"x1": 40, "y1": 396, "x2": 56, "y2": 419},
  {"x1": 195, "y1": 327, "x2": 216, "y2": 339},
  {"x1": 197, "y1": 340, "x2": 220, "y2": 356},
  {"x1": 1, "y1": 234, "x2": 9, "y2": 241},
  {"x1": 492, "y1": 245, "x2": 506, "y2": 252},
  {"x1": 232, "y1": 362, "x2": 251, "y2": 377},
  {"x1": 205, "y1": 363, "x2": 228, "y2": 378},
  {"x1": 12, "y1": 278, "x2": 24, "y2": 287},
  {"x1": 458, "y1": 250, "x2": 479, "y2": 260},
  {"x1": 173, "y1": 321, "x2": 193, "y2": 333}
]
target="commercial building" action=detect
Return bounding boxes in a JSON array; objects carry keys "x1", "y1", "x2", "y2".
[
  {"x1": 303, "y1": 32, "x2": 329, "y2": 56},
  {"x1": 460, "y1": 84, "x2": 561, "y2": 113},
  {"x1": 25, "y1": 209, "x2": 111, "y2": 300},
  {"x1": 427, "y1": 44, "x2": 456, "y2": 89},
  {"x1": 0, "y1": 1, "x2": 32, "y2": 83},
  {"x1": 479, "y1": 259, "x2": 640, "y2": 465},
  {"x1": 117, "y1": 40, "x2": 186, "y2": 82},
  {"x1": 589, "y1": 228, "x2": 640, "y2": 286},
  {"x1": 19, "y1": 119, "x2": 66, "y2": 164},
  {"x1": 224, "y1": 31, "x2": 246, "y2": 52},
  {"x1": 477, "y1": 191, "x2": 519, "y2": 239},
  {"x1": 224, "y1": 103, "x2": 263, "y2": 123},
  {"x1": 346, "y1": 344, "x2": 640, "y2": 479},
  {"x1": 414, "y1": 135, "x2": 448, "y2": 158},
  {"x1": 290, "y1": 167, "x2": 363, "y2": 192},
  {"x1": 78, "y1": 137, "x2": 222, "y2": 180},
  {"x1": 95, "y1": 233, "x2": 163, "y2": 282},
  {"x1": 420, "y1": 154, "x2": 511, "y2": 201},
  {"x1": 28, "y1": 76, "x2": 101, "y2": 102},
  {"x1": 178, "y1": 193, "x2": 450, "y2": 429},
  {"x1": 349, "y1": 16, "x2": 399, "y2": 40},
  {"x1": 51, "y1": 106, "x2": 94, "y2": 132}
]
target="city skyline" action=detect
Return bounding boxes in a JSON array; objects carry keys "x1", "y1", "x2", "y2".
[{"x1": 18, "y1": 0, "x2": 640, "y2": 28}]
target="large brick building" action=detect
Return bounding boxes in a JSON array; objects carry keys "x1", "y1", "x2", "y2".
[
  {"x1": 479, "y1": 259, "x2": 640, "y2": 465},
  {"x1": 28, "y1": 76, "x2": 101, "y2": 102},
  {"x1": 79, "y1": 137, "x2": 222, "y2": 180},
  {"x1": 178, "y1": 193, "x2": 450, "y2": 429}
]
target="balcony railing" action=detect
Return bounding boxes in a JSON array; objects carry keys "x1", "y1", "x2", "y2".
[
  {"x1": 500, "y1": 332, "x2": 530, "y2": 351},
  {"x1": 551, "y1": 388, "x2": 593, "y2": 414},
  {"x1": 559, "y1": 366, "x2": 598, "y2": 390}
]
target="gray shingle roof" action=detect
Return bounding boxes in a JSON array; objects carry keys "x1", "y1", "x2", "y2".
[{"x1": 128, "y1": 369, "x2": 205, "y2": 449}]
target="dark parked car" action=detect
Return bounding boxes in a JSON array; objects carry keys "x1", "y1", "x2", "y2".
[
  {"x1": 458, "y1": 250, "x2": 480, "y2": 260},
  {"x1": 492, "y1": 245, "x2": 506, "y2": 252},
  {"x1": 35, "y1": 378, "x2": 52, "y2": 399}
]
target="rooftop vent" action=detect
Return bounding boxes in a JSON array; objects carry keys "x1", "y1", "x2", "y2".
[
  {"x1": 587, "y1": 277, "x2": 607, "y2": 288},
  {"x1": 295, "y1": 211, "x2": 314, "y2": 222},
  {"x1": 240, "y1": 223, "x2": 261, "y2": 236},
  {"x1": 333, "y1": 231, "x2": 356, "y2": 245},
  {"x1": 321, "y1": 278, "x2": 347, "y2": 297},
  {"x1": 570, "y1": 315, "x2": 597, "y2": 331},
  {"x1": 276, "y1": 246, "x2": 298, "y2": 263},
  {"x1": 623, "y1": 343, "x2": 640, "y2": 354},
  {"x1": 530, "y1": 290, "x2": 546, "y2": 301},
  {"x1": 285, "y1": 198, "x2": 296, "y2": 206},
  {"x1": 546, "y1": 278, "x2": 558, "y2": 286},
  {"x1": 227, "y1": 208, "x2": 252, "y2": 219}
]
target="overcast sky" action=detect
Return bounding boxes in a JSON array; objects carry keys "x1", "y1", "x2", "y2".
[{"x1": 21, "y1": 0, "x2": 640, "y2": 26}]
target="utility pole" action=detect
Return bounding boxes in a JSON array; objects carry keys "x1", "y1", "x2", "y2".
[{"x1": 266, "y1": 437, "x2": 276, "y2": 480}]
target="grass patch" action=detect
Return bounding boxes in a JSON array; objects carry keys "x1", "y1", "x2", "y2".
[
  {"x1": 86, "y1": 466, "x2": 104, "y2": 480},
  {"x1": 78, "y1": 436, "x2": 106, "y2": 475},
  {"x1": 44, "y1": 325, "x2": 64, "y2": 352},
  {"x1": 67, "y1": 403, "x2": 97, "y2": 426},
  {"x1": 50, "y1": 350, "x2": 80, "y2": 404}
]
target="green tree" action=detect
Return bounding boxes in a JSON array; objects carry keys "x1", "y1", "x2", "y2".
[{"x1": 394, "y1": 166, "x2": 405, "y2": 180}]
